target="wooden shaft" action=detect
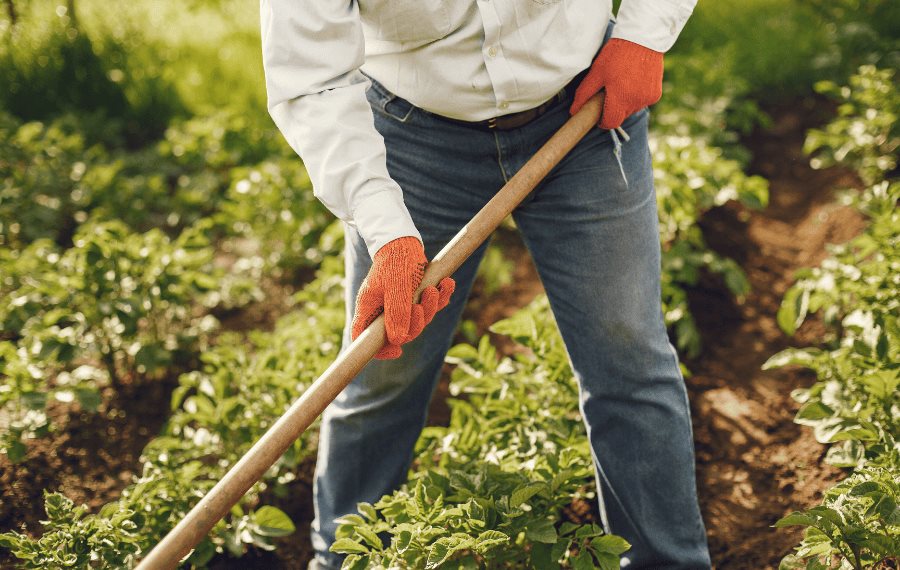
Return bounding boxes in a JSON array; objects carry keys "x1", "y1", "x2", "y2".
[{"x1": 135, "y1": 93, "x2": 603, "y2": 570}]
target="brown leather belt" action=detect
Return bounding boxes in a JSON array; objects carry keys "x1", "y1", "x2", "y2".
[{"x1": 426, "y1": 88, "x2": 568, "y2": 131}]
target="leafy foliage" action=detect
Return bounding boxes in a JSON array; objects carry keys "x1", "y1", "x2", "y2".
[
  {"x1": 332, "y1": 298, "x2": 630, "y2": 569},
  {"x1": 650, "y1": 98, "x2": 768, "y2": 356},
  {"x1": 805, "y1": 66, "x2": 899, "y2": 186},
  {"x1": 768, "y1": 66, "x2": 900, "y2": 569},
  {"x1": 0, "y1": 220, "x2": 259, "y2": 461},
  {"x1": 0, "y1": 259, "x2": 345, "y2": 567},
  {"x1": 0, "y1": 491, "x2": 142, "y2": 569},
  {"x1": 215, "y1": 159, "x2": 341, "y2": 275},
  {"x1": 777, "y1": 453, "x2": 900, "y2": 570}
]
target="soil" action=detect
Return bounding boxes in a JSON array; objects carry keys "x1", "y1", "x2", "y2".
[
  {"x1": 0, "y1": 377, "x2": 177, "y2": 545},
  {"x1": 686, "y1": 98, "x2": 866, "y2": 568},
  {"x1": 0, "y1": 97, "x2": 869, "y2": 570}
]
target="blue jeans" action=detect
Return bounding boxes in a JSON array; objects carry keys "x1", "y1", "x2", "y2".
[{"x1": 311, "y1": 52, "x2": 710, "y2": 570}]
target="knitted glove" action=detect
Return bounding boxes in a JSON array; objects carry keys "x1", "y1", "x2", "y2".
[
  {"x1": 351, "y1": 236, "x2": 456, "y2": 360},
  {"x1": 569, "y1": 38, "x2": 664, "y2": 130}
]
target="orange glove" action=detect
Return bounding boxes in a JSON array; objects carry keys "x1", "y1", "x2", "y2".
[
  {"x1": 351, "y1": 236, "x2": 455, "y2": 360},
  {"x1": 569, "y1": 38, "x2": 664, "y2": 130}
]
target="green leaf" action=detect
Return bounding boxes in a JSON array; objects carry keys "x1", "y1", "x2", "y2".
[
  {"x1": 861, "y1": 533, "x2": 896, "y2": 557},
  {"x1": 395, "y1": 530, "x2": 413, "y2": 553},
  {"x1": 425, "y1": 536, "x2": 471, "y2": 569},
  {"x1": 334, "y1": 514, "x2": 366, "y2": 526},
  {"x1": 252, "y1": 506, "x2": 296, "y2": 537},
  {"x1": 795, "y1": 402, "x2": 833, "y2": 422},
  {"x1": 774, "y1": 512, "x2": 817, "y2": 528},
  {"x1": 594, "y1": 551, "x2": 621, "y2": 570},
  {"x1": 4, "y1": 439, "x2": 27, "y2": 463},
  {"x1": 777, "y1": 554, "x2": 807, "y2": 570},
  {"x1": 529, "y1": 542, "x2": 554, "y2": 570},
  {"x1": 474, "y1": 530, "x2": 508, "y2": 552},
  {"x1": 869, "y1": 494, "x2": 897, "y2": 522},
  {"x1": 341, "y1": 554, "x2": 370, "y2": 570},
  {"x1": 525, "y1": 518, "x2": 558, "y2": 544},
  {"x1": 354, "y1": 526, "x2": 383, "y2": 550},
  {"x1": 357, "y1": 502, "x2": 378, "y2": 522},
  {"x1": 849, "y1": 481, "x2": 882, "y2": 496},
  {"x1": 591, "y1": 534, "x2": 631, "y2": 556},
  {"x1": 777, "y1": 287, "x2": 808, "y2": 335},
  {"x1": 571, "y1": 548, "x2": 595, "y2": 570},
  {"x1": 330, "y1": 538, "x2": 369, "y2": 555},
  {"x1": 824, "y1": 440, "x2": 864, "y2": 467},
  {"x1": 762, "y1": 348, "x2": 819, "y2": 370},
  {"x1": 510, "y1": 482, "x2": 545, "y2": 509}
]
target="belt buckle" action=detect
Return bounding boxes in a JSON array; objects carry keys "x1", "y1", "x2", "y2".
[{"x1": 487, "y1": 117, "x2": 497, "y2": 130}]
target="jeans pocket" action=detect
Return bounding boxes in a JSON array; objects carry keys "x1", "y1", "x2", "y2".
[
  {"x1": 366, "y1": 77, "x2": 415, "y2": 123},
  {"x1": 609, "y1": 129, "x2": 629, "y2": 189}
]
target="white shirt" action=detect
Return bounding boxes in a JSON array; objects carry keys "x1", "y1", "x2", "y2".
[{"x1": 260, "y1": 0, "x2": 696, "y2": 258}]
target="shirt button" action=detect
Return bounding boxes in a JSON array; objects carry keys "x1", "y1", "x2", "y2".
[
  {"x1": 487, "y1": 45, "x2": 498, "y2": 57},
  {"x1": 499, "y1": 101, "x2": 510, "y2": 110}
]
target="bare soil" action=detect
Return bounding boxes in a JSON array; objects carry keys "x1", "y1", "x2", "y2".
[
  {"x1": 685, "y1": 98, "x2": 866, "y2": 568},
  {"x1": 0, "y1": 97, "x2": 867, "y2": 569}
]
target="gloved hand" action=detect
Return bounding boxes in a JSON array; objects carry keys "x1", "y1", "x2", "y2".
[
  {"x1": 569, "y1": 38, "x2": 664, "y2": 130},
  {"x1": 351, "y1": 236, "x2": 455, "y2": 360}
]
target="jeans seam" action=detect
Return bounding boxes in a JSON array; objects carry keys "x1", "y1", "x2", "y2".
[{"x1": 493, "y1": 132, "x2": 510, "y2": 183}]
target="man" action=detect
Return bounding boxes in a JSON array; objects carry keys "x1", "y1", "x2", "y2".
[{"x1": 260, "y1": 1, "x2": 710, "y2": 568}]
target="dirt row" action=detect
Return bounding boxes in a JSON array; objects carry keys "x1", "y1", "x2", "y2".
[{"x1": 0, "y1": 98, "x2": 864, "y2": 569}]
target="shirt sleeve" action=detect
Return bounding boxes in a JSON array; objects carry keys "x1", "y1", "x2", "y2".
[
  {"x1": 260, "y1": 0, "x2": 421, "y2": 259},
  {"x1": 612, "y1": 0, "x2": 698, "y2": 53}
]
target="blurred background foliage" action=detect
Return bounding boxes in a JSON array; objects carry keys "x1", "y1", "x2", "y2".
[{"x1": 0, "y1": 1, "x2": 898, "y2": 567}]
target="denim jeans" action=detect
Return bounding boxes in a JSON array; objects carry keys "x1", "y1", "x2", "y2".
[{"x1": 310, "y1": 34, "x2": 710, "y2": 570}]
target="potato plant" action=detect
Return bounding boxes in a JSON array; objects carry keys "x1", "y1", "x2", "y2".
[
  {"x1": 0, "y1": 111, "x2": 104, "y2": 248},
  {"x1": 767, "y1": 66, "x2": 900, "y2": 569},
  {"x1": 777, "y1": 453, "x2": 899, "y2": 570},
  {"x1": 649, "y1": 93, "x2": 769, "y2": 357},
  {"x1": 804, "y1": 66, "x2": 898, "y2": 187},
  {"x1": 0, "y1": 219, "x2": 260, "y2": 462},
  {"x1": 332, "y1": 297, "x2": 630, "y2": 569},
  {"x1": 0, "y1": 258, "x2": 346, "y2": 567},
  {"x1": 215, "y1": 158, "x2": 342, "y2": 275}
]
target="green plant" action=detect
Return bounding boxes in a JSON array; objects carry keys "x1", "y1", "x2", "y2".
[
  {"x1": 0, "y1": 219, "x2": 262, "y2": 462},
  {"x1": 332, "y1": 297, "x2": 630, "y2": 569},
  {"x1": 650, "y1": 103, "x2": 768, "y2": 356},
  {"x1": 776, "y1": 453, "x2": 900, "y2": 570},
  {"x1": 770, "y1": 65, "x2": 900, "y2": 569},
  {"x1": 0, "y1": 219, "x2": 230, "y2": 383},
  {"x1": 0, "y1": 258, "x2": 346, "y2": 567},
  {"x1": 0, "y1": 6, "x2": 184, "y2": 144},
  {"x1": 0, "y1": 341, "x2": 104, "y2": 462},
  {"x1": 215, "y1": 158, "x2": 341, "y2": 275},
  {"x1": 805, "y1": 66, "x2": 899, "y2": 186},
  {"x1": 474, "y1": 239, "x2": 515, "y2": 297},
  {"x1": 0, "y1": 111, "x2": 106, "y2": 248},
  {"x1": 0, "y1": 492, "x2": 142, "y2": 569}
]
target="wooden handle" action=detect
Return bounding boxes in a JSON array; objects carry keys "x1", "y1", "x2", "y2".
[{"x1": 135, "y1": 93, "x2": 603, "y2": 569}]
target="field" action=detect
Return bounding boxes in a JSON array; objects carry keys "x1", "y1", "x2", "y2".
[{"x1": 0, "y1": 1, "x2": 898, "y2": 568}]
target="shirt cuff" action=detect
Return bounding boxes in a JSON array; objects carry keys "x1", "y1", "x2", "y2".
[
  {"x1": 612, "y1": 1, "x2": 696, "y2": 53},
  {"x1": 350, "y1": 189, "x2": 422, "y2": 259}
]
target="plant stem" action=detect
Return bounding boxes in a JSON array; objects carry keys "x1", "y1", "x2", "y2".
[{"x1": 850, "y1": 545, "x2": 863, "y2": 570}]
